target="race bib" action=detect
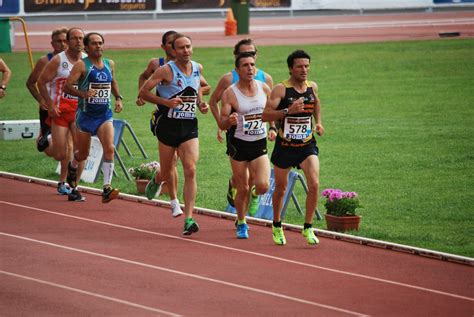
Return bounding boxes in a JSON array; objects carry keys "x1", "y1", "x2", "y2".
[
  {"x1": 283, "y1": 116, "x2": 312, "y2": 140},
  {"x1": 243, "y1": 113, "x2": 265, "y2": 136},
  {"x1": 171, "y1": 96, "x2": 197, "y2": 120},
  {"x1": 62, "y1": 84, "x2": 79, "y2": 100},
  {"x1": 87, "y1": 83, "x2": 111, "y2": 104}
]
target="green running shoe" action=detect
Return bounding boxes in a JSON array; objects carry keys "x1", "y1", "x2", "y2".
[
  {"x1": 272, "y1": 225, "x2": 286, "y2": 246},
  {"x1": 183, "y1": 218, "x2": 200, "y2": 236},
  {"x1": 145, "y1": 172, "x2": 162, "y2": 200},
  {"x1": 226, "y1": 179, "x2": 236, "y2": 207},
  {"x1": 302, "y1": 228, "x2": 320, "y2": 245},
  {"x1": 248, "y1": 187, "x2": 259, "y2": 216}
]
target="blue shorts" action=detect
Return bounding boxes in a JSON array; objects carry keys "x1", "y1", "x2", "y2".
[{"x1": 76, "y1": 108, "x2": 113, "y2": 136}]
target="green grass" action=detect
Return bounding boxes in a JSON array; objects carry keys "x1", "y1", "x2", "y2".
[{"x1": 1, "y1": 39, "x2": 473, "y2": 257}]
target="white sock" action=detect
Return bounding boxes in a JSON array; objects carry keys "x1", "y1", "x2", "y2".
[
  {"x1": 102, "y1": 161, "x2": 114, "y2": 186},
  {"x1": 170, "y1": 198, "x2": 179, "y2": 207}
]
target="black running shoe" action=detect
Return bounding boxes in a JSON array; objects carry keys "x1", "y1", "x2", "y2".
[
  {"x1": 37, "y1": 132, "x2": 50, "y2": 152},
  {"x1": 67, "y1": 162, "x2": 78, "y2": 189},
  {"x1": 68, "y1": 188, "x2": 85, "y2": 202},
  {"x1": 183, "y1": 218, "x2": 199, "y2": 236},
  {"x1": 102, "y1": 185, "x2": 119, "y2": 203}
]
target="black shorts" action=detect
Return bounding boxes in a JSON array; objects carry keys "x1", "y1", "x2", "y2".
[
  {"x1": 156, "y1": 117, "x2": 198, "y2": 148},
  {"x1": 227, "y1": 137, "x2": 267, "y2": 162},
  {"x1": 39, "y1": 108, "x2": 50, "y2": 136},
  {"x1": 271, "y1": 140, "x2": 318, "y2": 169}
]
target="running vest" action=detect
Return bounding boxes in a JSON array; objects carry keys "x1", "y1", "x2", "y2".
[
  {"x1": 78, "y1": 57, "x2": 113, "y2": 116},
  {"x1": 276, "y1": 80, "x2": 318, "y2": 147},
  {"x1": 231, "y1": 68, "x2": 266, "y2": 84},
  {"x1": 157, "y1": 60, "x2": 201, "y2": 120},
  {"x1": 229, "y1": 81, "x2": 267, "y2": 142},
  {"x1": 49, "y1": 51, "x2": 86, "y2": 109},
  {"x1": 155, "y1": 57, "x2": 166, "y2": 94}
]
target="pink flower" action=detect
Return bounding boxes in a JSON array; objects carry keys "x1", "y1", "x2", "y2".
[
  {"x1": 321, "y1": 189, "x2": 333, "y2": 197},
  {"x1": 329, "y1": 191, "x2": 343, "y2": 202}
]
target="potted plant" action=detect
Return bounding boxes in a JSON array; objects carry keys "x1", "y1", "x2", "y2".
[
  {"x1": 321, "y1": 188, "x2": 361, "y2": 232},
  {"x1": 128, "y1": 161, "x2": 161, "y2": 194}
]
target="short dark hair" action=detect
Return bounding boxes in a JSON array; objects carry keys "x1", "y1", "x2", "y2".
[
  {"x1": 171, "y1": 33, "x2": 191, "y2": 49},
  {"x1": 233, "y1": 38, "x2": 256, "y2": 56},
  {"x1": 66, "y1": 27, "x2": 84, "y2": 40},
  {"x1": 84, "y1": 32, "x2": 104, "y2": 46},
  {"x1": 287, "y1": 50, "x2": 311, "y2": 68},
  {"x1": 162, "y1": 30, "x2": 177, "y2": 46},
  {"x1": 235, "y1": 52, "x2": 255, "y2": 68}
]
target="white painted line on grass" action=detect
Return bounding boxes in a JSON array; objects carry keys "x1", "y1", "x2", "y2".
[
  {"x1": 0, "y1": 270, "x2": 181, "y2": 316},
  {"x1": 1, "y1": 200, "x2": 473, "y2": 302},
  {"x1": 1, "y1": 233, "x2": 368, "y2": 317}
]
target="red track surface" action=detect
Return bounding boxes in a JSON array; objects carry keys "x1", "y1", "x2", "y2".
[
  {"x1": 4, "y1": 11, "x2": 474, "y2": 316},
  {"x1": 13, "y1": 11, "x2": 474, "y2": 51},
  {"x1": 1, "y1": 176, "x2": 473, "y2": 316}
]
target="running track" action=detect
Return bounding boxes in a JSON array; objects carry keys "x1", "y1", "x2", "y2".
[
  {"x1": 5, "y1": 10, "x2": 474, "y2": 316},
  {"x1": 1, "y1": 175, "x2": 473, "y2": 316},
  {"x1": 13, "y1": 11, "x2": 474, "y2": 51}
]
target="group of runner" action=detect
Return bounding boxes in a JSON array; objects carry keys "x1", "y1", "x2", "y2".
[
  {"x1": 26, "y1": 27, "x2": 324, "y2": 245},
  {"x1": 28, "y1": 27, "x2": 122, "y2": 203}
]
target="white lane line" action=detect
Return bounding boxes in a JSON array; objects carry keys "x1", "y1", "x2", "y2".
[
  {"x1": 15, "y1": 18, "x2": 474, "y2": 36},
  {"x1": 0, "y1": 270, "x2": 181, "y2": 317},
  {"x1": 1, "y1": 233, "x2": 368, "y2": 317},
  {"x1": 1, "y1": 200, "x2": 473, "y2": 302}
]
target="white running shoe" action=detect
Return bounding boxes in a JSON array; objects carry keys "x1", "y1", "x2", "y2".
[{"x1": 170, "y1": 199, "x2": 183, "y2": 217}]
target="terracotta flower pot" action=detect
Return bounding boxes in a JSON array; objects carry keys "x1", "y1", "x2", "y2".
[
  {"x1": 135, "y1": 178, "x2": 170, "y2": 196},
  {"x1": 325, "y1": 214, "x2": 361, "y2": 232},
  {"x1": 135, "y1": 179, "x2": 149, "y2": 194}
]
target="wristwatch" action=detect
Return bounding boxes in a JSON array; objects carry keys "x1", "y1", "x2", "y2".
[
  {"x1": 116, "y1": 95, "x2": 123, "y2": 101},
  {"x1": 282, "y1": 108, "x2": 289, "y2": 116},
  {"x1": 0, "y1": 85, "x2": 6, "y2": 91}
]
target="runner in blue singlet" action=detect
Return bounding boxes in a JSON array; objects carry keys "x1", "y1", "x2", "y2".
[
  {"x1": 64, "y1": 32, "x2": 124, "y2": 204},
  {"x1": 139, "y1": 34, "x2": 209, "y2": 236}
]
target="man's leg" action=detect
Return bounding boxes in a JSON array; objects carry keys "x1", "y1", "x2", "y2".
[
  {"x1": 97, "y1": 121, "x2": 119, "y2": 203},
  {"x1": 299, "y1": 155, "x2": 320, "y2": 245},
  {"x1": 50, "y1": 123, "x2": 72, "y2": 195},
  {"x1": 145, "y1": 142, "x2": 176, "y2": 200},
  {"x1": 249, "y1": 155, "x2": 270, "y2": 196},
  {"x1": 57, "y1": 131, "x2": 73, "y2": 195},
  {"x1": 271, "y1": 166, "x2": 290, "y2": 245},
  {"x1": 177, "y1": 138, "x2": 199, "y2": 235},
  {"x1": 230, "y1": 159, "x2": 250, "y2": 239},
  {"x1": 51, "y1": 123, "x2": 69, "y2": 162},
  {"x1": 67, "y1": 129, "x2": 90, "y2": 202}
]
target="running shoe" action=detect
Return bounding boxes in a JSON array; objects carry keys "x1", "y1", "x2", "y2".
[
  {"x1": 145, "y1": 172, "x2": 162, "y2": 200},
  {"x1": 102, "y1": 185, "x2": 119, "y2": 203},
  {"x1": 302, "y1": 228, "x2": 320, "y2": 245},
  {"x1": 36, "y1": 132, "x2": 50, "y2": 152},
  {"x1": 183, "y1": 218, "x2": 199, "y2": 236},
  {"x1": 226, "y1": 179, "x2": 236, "y2": 207},
  {"x1": 248, "y1": 187, "x2": 259, "y2": 216},
  {"x1": 57, "y1": 182, "x2": 72, "y2": 195},
  {"x1": 68, "y1": 188, "x2": 85, "y2": 202},
  {"x1": 272, "y1": 225, "x2": 286, "y2": 246},
  {"x1": 66, "y1": 162, "x2": 78, "y2": 189},
  {"x1": 236, "y1": 222, "x2": 249, "y2": 239},
  {"x1": 170, "y1": 199, "x2": 183, "y2": 217}
]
